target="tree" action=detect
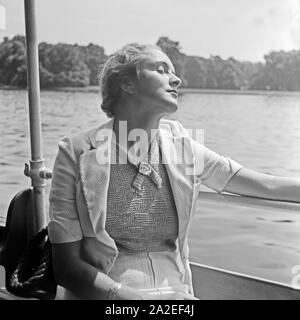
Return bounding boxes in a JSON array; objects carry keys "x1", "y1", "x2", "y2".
[
  {"x1": 182, "y1": 56, "x2": 208, "y2": 88},
  {"x1": 78, "y1": 43, "x2": 107, "y2": 85},
  {"x1": 38, "y1": 42, "x2": 90, "y2": 87},
  {"x1": 0, "y1": 35, "x2": 27, "y2": 87},
  {"x1": 263, "y1": 51, "x2": 300, "y2": 91},
  {"x1": 0, "y1": 35, "x2": 299, "y2": 91}
]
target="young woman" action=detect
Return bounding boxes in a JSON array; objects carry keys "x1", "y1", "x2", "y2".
[{"x1": 48, "y1": 44, "x2": 300, "y2": 300}]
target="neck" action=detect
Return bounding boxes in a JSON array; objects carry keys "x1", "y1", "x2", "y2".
[
  {"x1": 113, "y1": 113, "x2": 161, "y2": 149},
  {"x1": 114, "y1": 97, "x2": 164, "y2": 145}
]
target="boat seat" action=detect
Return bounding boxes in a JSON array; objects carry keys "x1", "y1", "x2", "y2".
[{"x1": 0, "y1": 188, "x2": 39, "y2": 293}]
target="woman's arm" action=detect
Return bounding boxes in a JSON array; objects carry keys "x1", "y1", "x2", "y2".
[
  {"x1": 52, "y1": 240, "x2": 148, "y2": 300},
  {"x1": 224, "y1": 167, "x2": 300, "y2": 202}
]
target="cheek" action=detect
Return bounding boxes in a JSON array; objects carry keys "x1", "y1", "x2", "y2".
[{"x1": 138, "y1": 72, "x2": 165, "y2": 93}]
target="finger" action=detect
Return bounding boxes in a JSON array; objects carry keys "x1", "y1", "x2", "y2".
[
  {"x1": 176, "y1": 292, "x2": 199, "y2": 300},
  {"x1": 185, "y1": 296, "x2": 199, "y2": 300}
]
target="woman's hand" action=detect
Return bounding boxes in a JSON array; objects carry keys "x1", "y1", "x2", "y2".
[
  {"x1": 116, "y1": 285, "x2": 199, "y2": 300},
  {"x1": 115, "y1": 284, "x2": 153, "y2": 300},
  {"x1": 174, "y1": 292, "x2": 199, "y2": 300}
]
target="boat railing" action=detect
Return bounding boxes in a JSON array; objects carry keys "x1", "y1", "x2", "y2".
[{"x1": 198, "y1": 189, "x2": 300, "y2": 211}]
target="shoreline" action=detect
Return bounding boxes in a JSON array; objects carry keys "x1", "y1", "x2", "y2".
[{"x1": 1, "y1": 85, "x2": 299, "y2": 97}]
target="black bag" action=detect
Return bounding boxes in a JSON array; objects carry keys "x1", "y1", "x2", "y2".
[{"x1": 8, "y1": 227, "x2": 57, "y2": 300}]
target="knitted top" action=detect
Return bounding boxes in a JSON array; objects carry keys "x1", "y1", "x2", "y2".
[{"x1": 105, "y1": 137, "x2": 179, "y2": 252}]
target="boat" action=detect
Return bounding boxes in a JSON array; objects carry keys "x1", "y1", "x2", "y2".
[
  {"x1": 1, "y1": 189, "x2": 300, "y2": 300},
  {"x1": 0, "y1": 0, "x2": 300, "y2": 300}
]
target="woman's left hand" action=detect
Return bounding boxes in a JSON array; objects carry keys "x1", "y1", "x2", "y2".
[{"x1": 174, "y1": 292, "x2": 199, "y2": 300}]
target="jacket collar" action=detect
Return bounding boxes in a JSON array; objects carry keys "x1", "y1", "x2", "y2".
[{"x1": 88, "y1": 118, "x2": 115, "y2": 149}]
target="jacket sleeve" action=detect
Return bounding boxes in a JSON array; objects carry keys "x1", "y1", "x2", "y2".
[
  {"x1": 48, "y1": 136, "x2": 83, "y2": 243},
  {"x1": 175, "y1": 120, "x2": 243, "y2": 193}
]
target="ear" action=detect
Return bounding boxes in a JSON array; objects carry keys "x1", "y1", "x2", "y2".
[{"x1": 120, "y1": 80, "x2": 135, "y2": 94}]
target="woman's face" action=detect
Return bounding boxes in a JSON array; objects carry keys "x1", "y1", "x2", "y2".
[{"x1": 132, "y1": 49, "x2": 182, "y2": 116}]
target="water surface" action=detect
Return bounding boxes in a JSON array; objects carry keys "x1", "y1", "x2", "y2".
[{"x1": 1, "y1": 88, "x2": 299, "y2": 285}]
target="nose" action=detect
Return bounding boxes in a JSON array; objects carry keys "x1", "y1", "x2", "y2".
[{"x1": 169, "y1": 73, "x2": 182, "y2": 88}]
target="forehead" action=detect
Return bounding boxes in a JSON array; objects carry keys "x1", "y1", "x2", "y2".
[{"x1": 139, "y1": 49, "x2": 175, "y2": 71}]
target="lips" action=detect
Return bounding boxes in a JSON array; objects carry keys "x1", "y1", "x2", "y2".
[{"x1": 167, "y1": 89, "x2": 178, "y2": 97}]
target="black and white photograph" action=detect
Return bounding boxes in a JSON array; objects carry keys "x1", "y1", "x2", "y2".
[{"x1": 0, "y1": 0, "x2": 300, "y2": 304}]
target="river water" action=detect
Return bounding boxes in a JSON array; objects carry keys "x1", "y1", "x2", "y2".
[{"x1": 0, "y1": 88, "x2": 299, "y2": 285}]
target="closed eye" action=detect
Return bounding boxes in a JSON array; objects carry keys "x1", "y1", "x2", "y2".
[{"x1": 157, "y1": 65, "x2": 167, "y2": 74}]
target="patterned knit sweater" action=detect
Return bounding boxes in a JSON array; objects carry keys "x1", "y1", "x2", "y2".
[{"x1": 105, "y1": 138, "x2": 179, "y2": 252}]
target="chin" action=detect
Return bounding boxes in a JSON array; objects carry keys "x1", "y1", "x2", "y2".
[{"x1": 156, "y1": 99, "x2": 178, "y2": 115}]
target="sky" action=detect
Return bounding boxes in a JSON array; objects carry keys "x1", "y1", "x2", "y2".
[{"x1": 0, "y1": 0, "x2": 299, "y2": 62}]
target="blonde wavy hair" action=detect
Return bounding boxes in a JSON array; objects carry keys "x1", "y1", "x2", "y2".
[{"x1": 99, "y1": 43, "x2": 161, "y2": 118}]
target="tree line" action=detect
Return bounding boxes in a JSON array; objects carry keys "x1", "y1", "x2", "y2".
[{"x1": 0, "y1": 35, "x2": 299, "y2": 91}]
